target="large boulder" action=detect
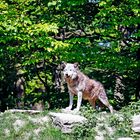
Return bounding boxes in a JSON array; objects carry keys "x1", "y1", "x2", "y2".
[
  {"x1": 5, "y1": 109, "x2": 42, "y2": 114},
  {"x1": 132, "y1": 114, "x2": 140, "y2": 133},
  {"x1": 49, "y1": 112, "x2": 87, "y2": 133},
  {"x1": 118, "y1": 138, "x2": 134, "y2": 140}
]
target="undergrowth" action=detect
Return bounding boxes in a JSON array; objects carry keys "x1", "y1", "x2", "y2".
[
  {"x1": 0, "y1": 111, "x2": 70, "y2": 140},
  {"x1": 72, "y1": 101, "x2": 140, "y2": 140},
  {"x1": 0, "y1": 101, "x2": 140, "y2": 140}
]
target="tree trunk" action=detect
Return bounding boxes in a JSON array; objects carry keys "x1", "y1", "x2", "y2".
[
  {"x1": 114, "y1": 75, "x2": 124, "y2": 102},
  {"x1": 15, "y1": 76, "x2": 25, "y2": 108},
  {"x1": 136, "y1": 48, "x2": 140, "y2": 100}
]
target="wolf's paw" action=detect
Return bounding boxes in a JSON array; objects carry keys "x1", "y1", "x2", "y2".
[
  {"x1": 61, "y1": 107, "x2": 72, "y2": 113},
  {"x1": 72, "y1": 108, "x2": 80, "y2": 113},
  {"x1": 65, "y1": 106, "x2": 72, "y2": 110}
]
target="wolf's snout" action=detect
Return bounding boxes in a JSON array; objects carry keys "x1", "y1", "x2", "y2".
[{"x1": 65, "y1": 74, "x2": 69, "y2": 77}]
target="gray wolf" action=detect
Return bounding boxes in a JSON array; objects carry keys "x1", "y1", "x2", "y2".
[{"x1": 62, "y1": 62, "x2": 113, "y2": 113}]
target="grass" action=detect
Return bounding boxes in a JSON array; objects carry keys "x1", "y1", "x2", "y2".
[
  {"x1": 73, "y1": 101, "x2": 140, "y2": 140},
  {"x1": 0, "y1": 111, "x2": 71, "y2": 140},
  {"x1": 0, "y1": 101, "x2": 140, "y2": 140}
]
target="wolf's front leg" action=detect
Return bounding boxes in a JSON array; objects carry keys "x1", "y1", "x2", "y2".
[
  {"x1": 73, "y1": 91, "x2": 83, "y2": 112},
  {"x1": 65, "y1": 92, "x2": 73, "y2": 110}
]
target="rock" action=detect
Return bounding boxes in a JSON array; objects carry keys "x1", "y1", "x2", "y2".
[
  {"x1": 95, "y1": 135, "x2": 104, "y2": 140},
  {"x1": 28, "y1": 116, "x2": 50, "y2": 125},
  {"x1": 118, "y1": 138, "x2": 134, "y2": 140},
  {"x1": 33, "y1": 127, "x2": 45, "y2": 136},
  {"x1": 32, "y1": 101, "x2": 45, "y2": 111},
  {"x1": 49, "y1": 112, "x2": 87, "y2": 133},
  {"x1": 13, "y1": 119, "x2": 26, "y2": 132},
  {"x1": 5, "y1": 109, "x2": 42, "y2": 114},
  {"x1": 132, "y1": 114, "x2": 140, "y2": 133},
  {"x1": 4, "y1": 129, "x2": 10, "y2": 137},
  {"x1": 61, "y1": 108, "x2": 81, "y2": 114}
]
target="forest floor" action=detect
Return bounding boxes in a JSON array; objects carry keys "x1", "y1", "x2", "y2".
[{"x1": 0, "y1": 101, "x2": 140, "y2": 140}]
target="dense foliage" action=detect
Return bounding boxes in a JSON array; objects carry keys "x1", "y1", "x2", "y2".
[{"x1": 0, "y1": 0, "x2": 140, "y2": 111}]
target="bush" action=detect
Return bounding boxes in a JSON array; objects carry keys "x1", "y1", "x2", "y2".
[
  {"x1": 72, "y1": 101, "x2": 140, "y2": 139},
  {"x1": 72, "y1": 104, "x2": 98, "y2": 140}
]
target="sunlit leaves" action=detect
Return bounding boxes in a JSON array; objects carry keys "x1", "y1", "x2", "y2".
[
  {"x1": 35, "y1": 23, "x2": 59, "y2": 34},
  {"x1": 0, "y1": 0, "x2": 139, "y2": 110},
  {"x1": 0, "y1": 1, "x2": 8, "y2": 10},
  {"x1": 48, "y1": 1, "x2": 58, "y2": 7}
]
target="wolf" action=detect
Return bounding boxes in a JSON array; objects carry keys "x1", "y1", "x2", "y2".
[{"x1": 62, "y1": 62, "x2": 113, "y2": 113}]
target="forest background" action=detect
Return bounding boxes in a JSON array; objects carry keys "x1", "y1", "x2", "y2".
[{"x1": 0, "y1": 0, "x2": 139, "y2": 112}]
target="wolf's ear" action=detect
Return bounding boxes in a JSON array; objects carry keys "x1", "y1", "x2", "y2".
[
  {"x1": 74, "y1": 62, "x2": 79, "y2": 68},
  {"x1": 61, "y1": 61, "x2": 67, "y2": 69}
]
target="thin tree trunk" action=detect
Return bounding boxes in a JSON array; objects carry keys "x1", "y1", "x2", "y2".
[{"x1": 114, "y1": 75, "x2": 124, "y2": 102}]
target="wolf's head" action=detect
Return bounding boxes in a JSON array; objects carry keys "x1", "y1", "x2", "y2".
[{"x1": 62, "y1": 62, "x2": 79, "y2": 80}]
